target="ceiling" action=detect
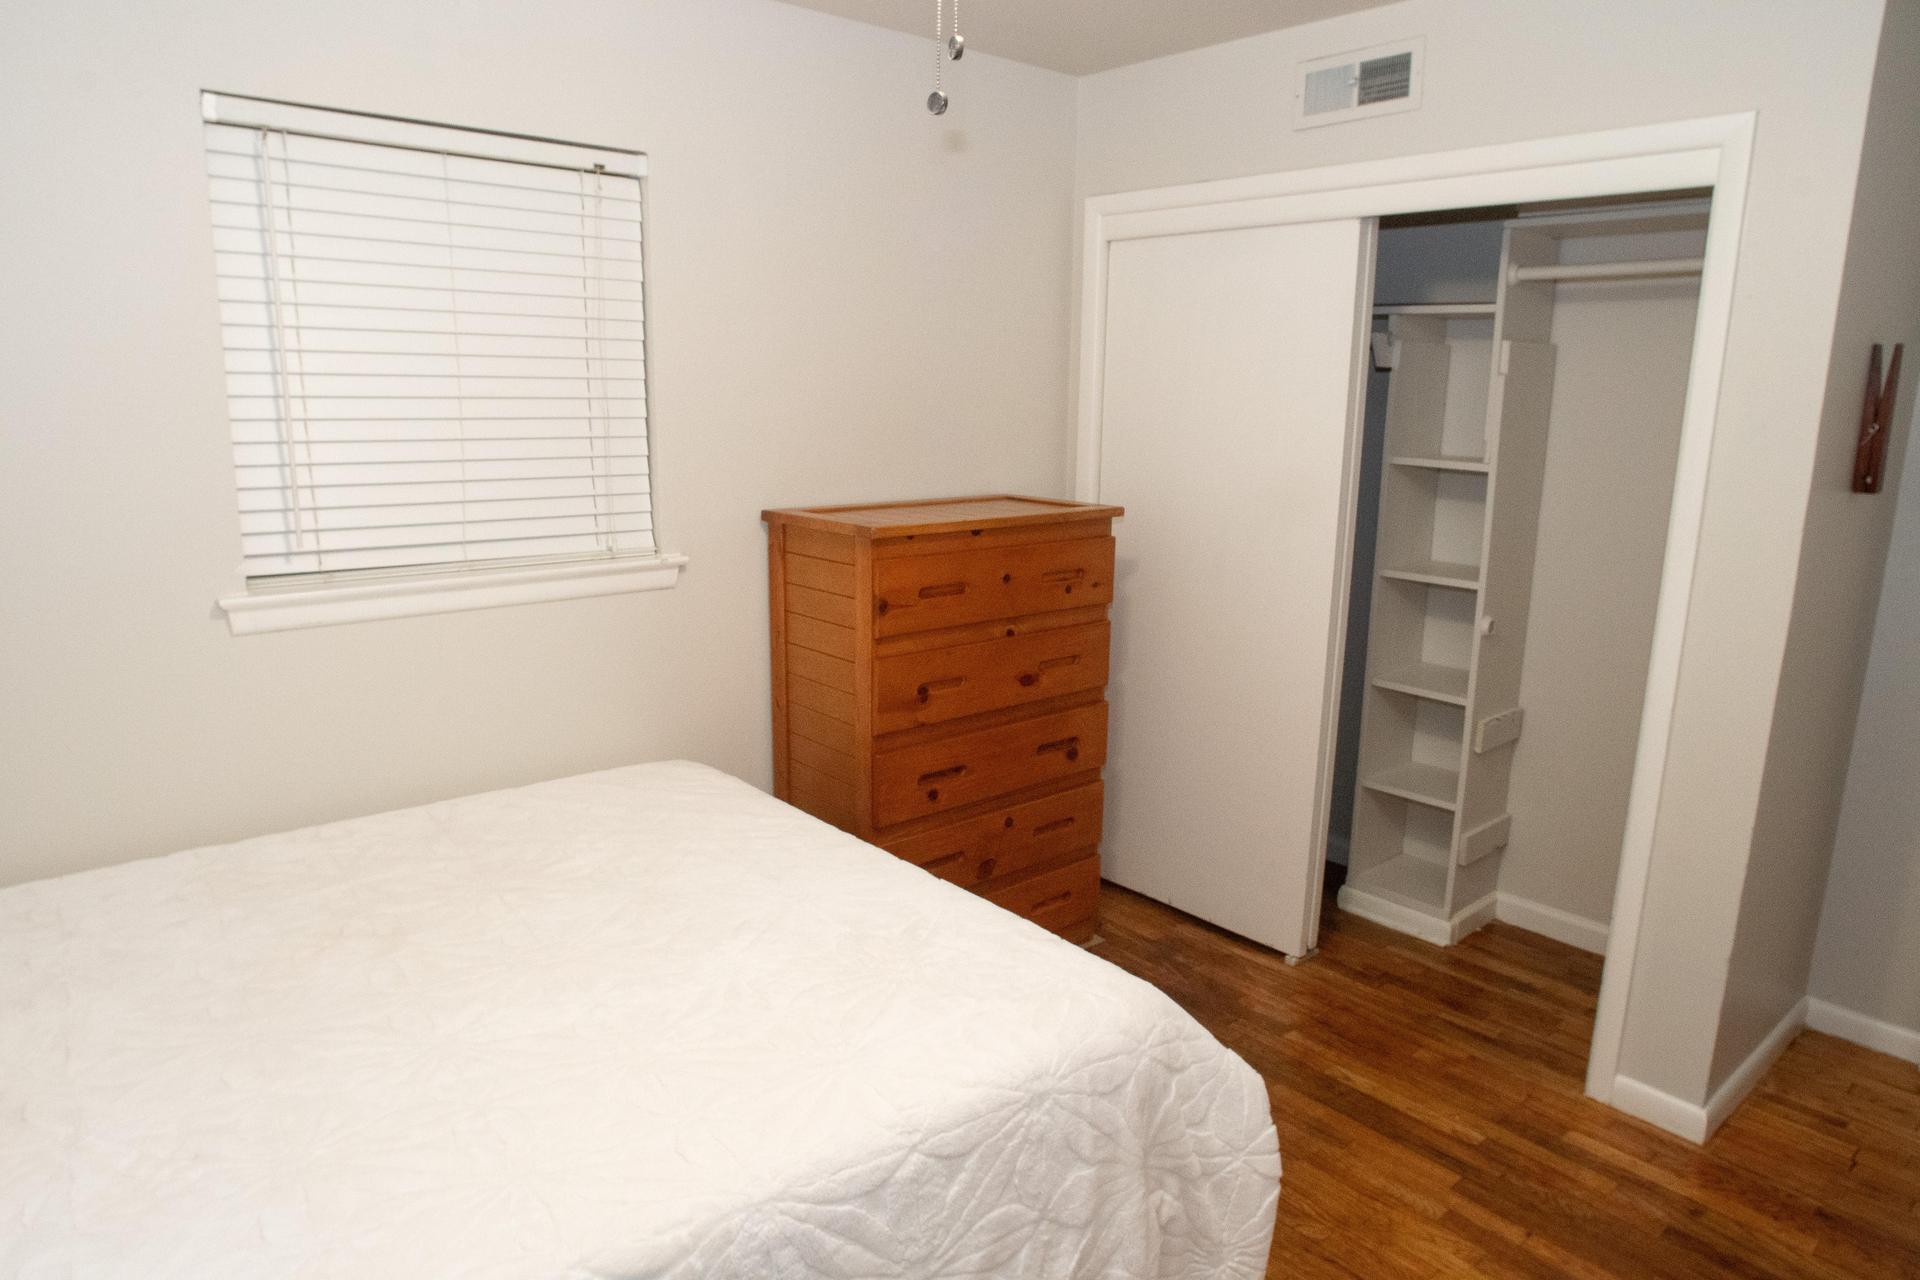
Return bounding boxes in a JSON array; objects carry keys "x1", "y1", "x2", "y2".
[{"x1": 772, "y1": 1, "x2": 1399, "y2": 76}]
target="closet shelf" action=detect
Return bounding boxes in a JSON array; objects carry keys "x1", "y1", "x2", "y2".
[
  {"x1": 1389, "y1": 454, "x2": 1491, "y2": 474},
  {"x1": 1373, "y1": 302, "x2": 1497, "y2": 316},
  {"x1": 1361, "y1": 762, "x2": 1461, "y2": 811},
  {"x1": 1378, "y1": 558, "x2": 1482, "y2": 590},
  {"x1": 1372, "y1": 661, "x2": 1471, "y2": 707},
  {"x1": 1343, "y1": 852, "x2": 1449, "y2": 913}
]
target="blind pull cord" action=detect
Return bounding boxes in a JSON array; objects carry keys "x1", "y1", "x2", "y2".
[
  {"x1": 439, "y1": 149, "x2": 472, "y2": 566},
  {"x1": 255, "y1": 127, "x2": 310, "y2": 556}
]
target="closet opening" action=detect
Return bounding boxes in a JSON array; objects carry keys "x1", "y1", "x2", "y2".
[{"x1": 1324, "y1": 192, "x2": 1711, "y2": 982}]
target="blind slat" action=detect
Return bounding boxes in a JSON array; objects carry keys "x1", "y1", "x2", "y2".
[
  {"x1": 235, "y1": 473, "x2": 649, "y2": 505},
  {"x1": 240, "y1": 494, "x2": 651, "y2": 532},
  {"x1": 238, "y1": 489, "x2": 650, "y2": 518},
  {"x1": 241, "y1": 513, "x2": 655, "y2": 556},
  {"x1": 205, "y1": 176, "x2": 644, "y2": 228},
  {"x1": 244, "y1": 531, "x2": 655, "y2": 575},
  {"x1": 209, "y1": 202, "x2": 641, "y2": 250},
  {"x1": 207, "y1": 115, "x2": 653, "y2": 577},
  {"x1": 233, "y1": 466, "x2": 650, "y2": 493},
  {"x1": 219, "y1": 296, "x2": 645, "y2": 326}
]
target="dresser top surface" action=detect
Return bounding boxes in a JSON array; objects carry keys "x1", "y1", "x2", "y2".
[{"x1": 762, "y1": 495, "x2": 1123, "y2": 539}]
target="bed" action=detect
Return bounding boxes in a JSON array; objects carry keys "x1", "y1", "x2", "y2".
[{"x1": 0, "y1": 761, "x2": 1278, "y2": 1278}]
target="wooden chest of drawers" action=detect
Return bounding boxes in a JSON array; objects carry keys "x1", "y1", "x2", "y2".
[{"x1": 763, "y1": 495, "x2": 1123, "y2": 942}]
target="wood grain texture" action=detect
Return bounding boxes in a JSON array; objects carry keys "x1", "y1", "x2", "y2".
[
  {"x1": 873, "y1": 620, "x2": 1110, "y2": 733},
  {"x1": 871, "y1": 700, "x2": 1108, "y2": 827},
  {"x1": 869, "y1": 517, "x2": 1116, "y2": 559},
  {"x1": 784, "y1": 552, "x2": 855, "y2": 596},
  {"x1": 872, "y1": 537, "x2": 1115, "y2": 637},
  {"x1": 986, "y1": 852, "x2": 1099, "y2": 943},
  {"x1": 767, "y1": 523, "x2": 790, "y2": 798},
  {"x1": 881, "y1": 780, "x2": 1104, "y2": 890},
  {"x1": 1091, "y1": 883, "x2": 1920, "y2": 1280},
  {"x1": 765, "y1": 496, "x2": 1122, "y2": 938},
  {"x1": 762, "y1": 494, "x2": 1123, "y2": 539}
]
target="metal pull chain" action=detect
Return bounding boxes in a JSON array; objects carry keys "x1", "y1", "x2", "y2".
[
  {"x1": 927, "y1": 0, "x2": 962, "y2": 114},
  {"x1": 928, "y1": 0, "x2": 947, "y2": 114}
]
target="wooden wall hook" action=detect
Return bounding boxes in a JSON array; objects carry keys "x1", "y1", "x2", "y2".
[{"x1": 1852, "y1": 342, "x2": 1904, "y2": 494}]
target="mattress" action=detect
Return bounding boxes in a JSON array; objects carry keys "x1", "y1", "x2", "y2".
[{"x1": 0, "y1": 761, "x2": 1278, "y2": 1278}]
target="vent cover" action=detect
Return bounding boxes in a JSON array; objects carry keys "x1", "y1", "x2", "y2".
[{"x1": 1296, "y1": 38, "x2": 1424, "y2": 129}]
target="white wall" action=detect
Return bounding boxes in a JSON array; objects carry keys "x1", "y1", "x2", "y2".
[
  {"x1": 0, "y1": 0, "x2": 1077, "y2": 886},
  {"x1": 1500, "y1": 230, "x2": 1702, "y2": 930},
  {"x1": 1073, "y1": 0, "x2": 1888, "y2": 1105},
  {"x1": 1791, "y1": 0, "x2": 1920, "y2": 1062}
]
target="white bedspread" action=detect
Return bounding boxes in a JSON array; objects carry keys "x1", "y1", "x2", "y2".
[{"x1": 0, "y1": 761, "x2": 1278, "y2": 1278}]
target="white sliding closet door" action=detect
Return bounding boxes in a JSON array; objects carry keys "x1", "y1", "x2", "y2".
[{"x1": 1096, "y1": 219, "x2": 1373, "y2": 956}]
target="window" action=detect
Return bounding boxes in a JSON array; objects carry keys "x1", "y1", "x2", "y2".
[{"x1": 201, "y1": 93, "x2": 681, "y2": 632}]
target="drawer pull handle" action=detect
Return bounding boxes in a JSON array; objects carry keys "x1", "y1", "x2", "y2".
[
  {"x1": 976, "y1": 857, "x2": 997, "y2": 880},
  {"x1": 1036, "y1": 737, "x2": 1081, "y2": 762},
  {"x1": 917, "y1": 764, "x2": 968, "y2": 785},
  {"x1": 1034, "y1": 816, "x2": 1076, "y2": 836},
  {"x1": 915, "y1": 676, "x2": 965, "y2": 704},
  {"x1": 922, "y1": 850, "x2": 966, "y2": 871},
  {"x1": 875, "y1": 599, "x2": 890, "y2": 616},
  {"x1": 1042, "y1": 567, "x2": 1086, "y2": 584},
  {"x1": 1030, "y1": 890, "x2": 1075, "y2": 912},
  {"x1": 1020, "y1": 653, "x2": 1081, "y2": 686},
  {"x1": 918, "y1": 581, "x2": 967, "y2": 599}
]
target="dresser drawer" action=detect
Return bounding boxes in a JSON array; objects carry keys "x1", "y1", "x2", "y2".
[
  {"x1": 871, "y1": 701, "x2": 1108, "y2": 827},
  {"x1": 983, "y1": 853, "x2": 1100, "y2": 940},
  {"x1": 881, "y1": 781, "x2": 1104, "y2": 888},
  {"x1": 874, "y1": 621, "x2": 1110, "y2": 734},
  {"x1": 873, "y1": 537, "x2": 1115, "y2": 636}
]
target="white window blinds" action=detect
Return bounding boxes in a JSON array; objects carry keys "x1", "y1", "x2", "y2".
[{"x1": 202, "y1": 93, "x2": 652, "y2": 581}]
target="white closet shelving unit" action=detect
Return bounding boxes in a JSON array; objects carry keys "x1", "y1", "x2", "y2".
[{"x1": 1338, "y1": 211, "x2": 1707, "y2": 945}]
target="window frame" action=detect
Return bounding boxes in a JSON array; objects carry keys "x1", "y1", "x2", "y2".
[{"x1": 201, "y1": 91, "x2": 683, "y2": 634}]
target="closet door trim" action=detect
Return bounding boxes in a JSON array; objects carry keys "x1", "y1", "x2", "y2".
[{"x1": 1073, "y1": 112, "x2": 1756, "y2": 1119}]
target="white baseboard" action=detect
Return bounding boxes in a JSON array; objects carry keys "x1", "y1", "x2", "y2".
[
  {"x1": 1806, "y1": 997, "x2": 1920, "y2": 1064},
  {"x1": 1334, "y1": 884, "x2": 1496, "y2": 947},
  {"x1": 1608, "y1": 1074, "x2": 1709, "y2": 1143},
  {"x1": 1611, "y1": 995, "x2": 1808, "y2": 1144},
  {"x1": 1335, "y1": 884, "x2": 1452, "y2": 946},
  {"x1": 1703, "y1": 995, "x2": 1808, "y2": 1137},
  {"x1": 1339, "y1": 883, "x2": 1611, "y2": 954},
  {"x1": 1494, "y1": 892, "x2": 1610, "y2": 955},
  {"x1": 1451, "y1": 891, "x2": 1498, "y2": 942}
]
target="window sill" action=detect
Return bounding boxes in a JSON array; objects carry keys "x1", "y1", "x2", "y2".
[{"x1": 217, "y1": 553, "x2": 688, "y2": 635}]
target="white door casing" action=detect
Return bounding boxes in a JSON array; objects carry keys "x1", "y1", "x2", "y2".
[{"x1": 1072, "y1": 113, "x2": 1754, "y2": 1114}]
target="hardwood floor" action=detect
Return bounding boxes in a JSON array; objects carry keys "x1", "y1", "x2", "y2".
[{"x1": 1088, "y1": 882, "x2": 1920, "y2": 1280}]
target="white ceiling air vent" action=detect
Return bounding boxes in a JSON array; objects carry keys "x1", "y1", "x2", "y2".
[{"x1": 1295, "y1": 37, "x2": 1424, "y2": 130}]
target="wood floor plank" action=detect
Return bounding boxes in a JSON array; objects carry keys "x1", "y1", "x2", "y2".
[{"x1": 1087, "y1": 882, "x2": 1920, "y2": 1280}]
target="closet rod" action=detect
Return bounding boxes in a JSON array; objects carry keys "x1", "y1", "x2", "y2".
[{"x1": 1508, "y1": 257, "x2": 1704, "y2": 284}]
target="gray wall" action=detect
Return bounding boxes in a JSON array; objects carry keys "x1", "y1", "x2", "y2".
[
  {"x1": 1499, "y1": 230, "x2": 1704, "y2": 931},
  {"x1": 0, "y1": 0, "x2": 1077, "y2": 886},
  {"x1": 1809, "y1": 401, "x2": 1920, "y2": 1044},
  {"x1": 1752, "y1": 0, "x2": 1920, "y2": 1067}
]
